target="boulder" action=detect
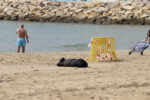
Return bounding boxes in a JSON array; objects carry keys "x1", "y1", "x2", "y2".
[
  {"x1": 0, "y1": 2, "x2": 3, "y2": 6},
  {"x1": 78, "y1": 13, "x2": 88, "y2": 20},
  {"x1": 11, "y1": 15, "x2": 18, "y2": 20},
  {"x1": 121, "y1": 6, "x2": 134, "y2": 10},
  {"x1": 0, "y1": 8, "x2": 3, "y2": 13},
  {"x1": 0, "y1": 14, "x2": 4, "y2": 19},
  {"x1": 18, "y1": 13, "x2": 29, "y2": 20},
  {"x1": 63, "y1": 8, "x2": 69, "y2": 14},
  {"x1": 75, "y1": 9, "x2": 83, "y2": 13},
  {"x1": 96, "y1": 7, "x2": 109, "y2": 13},
  {"x1": 140, "y1": 14, "x2": 149, "y2": 19},
  {"x1": 141, "y1": 6, "x2": 150, "y2": 12},
  {"x1": 87, "y1": 12, "x2": 98, "y2": 19},
  {"x1": 55, "y1": 11, "x2": 64, "y2": 17},
  {"x1": 6, "y1": 9, "x2": 17, "y2": 15}
]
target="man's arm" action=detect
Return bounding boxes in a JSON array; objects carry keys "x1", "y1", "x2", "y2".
[
  {"x1": 25, "y1": 30, "x2": 29, "y2": 43},
  {"x1": 16, "y1": 29, "x2": 19, "y2": 34}
]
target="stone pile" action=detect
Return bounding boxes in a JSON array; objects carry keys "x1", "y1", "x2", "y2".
[{"x1": 0, "y1": 0, "x2": 150, "y2": 24}]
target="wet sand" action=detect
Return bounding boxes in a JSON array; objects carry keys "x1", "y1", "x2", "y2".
[{"x1": 0, "y1": 50, "x2": 150, "y2": 100}]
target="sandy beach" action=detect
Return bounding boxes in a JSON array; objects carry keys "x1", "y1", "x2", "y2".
[{"x1": 0, "y1": 50, "x2": 150, "y2": 100}]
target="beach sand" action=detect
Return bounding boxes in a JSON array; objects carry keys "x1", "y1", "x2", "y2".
[{"x1": 0, "y1": 50, "x2": 150, "y2": 100}]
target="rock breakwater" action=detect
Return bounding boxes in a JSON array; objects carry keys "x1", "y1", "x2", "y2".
[{"x1": 0, "y1": 1, "x2": 150, "y2": 24}]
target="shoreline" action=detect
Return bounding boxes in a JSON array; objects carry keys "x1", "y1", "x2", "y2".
[{"x1": 0, "y1": 50, "x2": 150, "y2": 99}]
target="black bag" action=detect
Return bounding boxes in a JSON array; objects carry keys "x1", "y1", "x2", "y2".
[{"x1": 57, "y1": 58, "x2": 88, "y2": 68}]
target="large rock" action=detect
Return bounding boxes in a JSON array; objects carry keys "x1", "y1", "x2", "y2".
[
  {"x1": 75, "y1": 9, "x2": 83, "y2": 13},
  {"x1": 0, "y1": 2, "x2": 3, "y2": 6},
  {"x1": 11, "y1": 15, "x2": 18, "y2": 20},
  {"x1": 141, "y1": 6, "x2": 150, "y2": 12},
  {"x1": 55, "y1": 11, "x2": 64, "y2": 17},
  {"x1": 66, "y1": 11, "x2": 73, "y2": 17},
  {"x1": 140, "y1": 14, "x2": 149, "y2": 19},
  {"x1": 87, "y1": 12, "x2": 99, "y2": 19},
  {"x1": 0, "y1": 14, "x2": 4, "y2": 19},
  {"x1": 0, "y1": 7, "x2": 3, "y2": 13},
  {"x1": 121, "y1": 6, "x2": 134, "y2": 10},
  {"x1": 63, "y1": 8, "x2": 69, "y2": 14},
  {"x1": 18, "y1": 13, "x2": 29, "y2": 20},
  {"x1": 78, "y1": 13, "x2": 88, "y2": 20},
  {"x1": 5, "y1": 8, "x2": 17, "y2": 15},
  {"x1": 96, "y1": 7, "x2": 109, "y2": 13}
]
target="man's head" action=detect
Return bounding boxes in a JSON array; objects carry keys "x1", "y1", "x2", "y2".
[{"x1": 20, "y1": 24, "x2": 24, "y2": 28}]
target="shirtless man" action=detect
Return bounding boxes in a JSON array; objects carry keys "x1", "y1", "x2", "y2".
[
  {"x1": 145, "y1": 29, "x2": 150, "y2": 45},
  {"x1": 16, "y1": 24, "x2": 29, "y2": 53}
]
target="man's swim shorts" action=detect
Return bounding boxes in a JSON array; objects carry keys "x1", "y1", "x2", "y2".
[{"x1": 17, "y1": 38, "x2": 26, "y2": 46}]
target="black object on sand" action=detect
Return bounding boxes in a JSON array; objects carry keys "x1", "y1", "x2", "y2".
[{"x1": 57, "y1": 58, "x2": 88, "y2": 68}]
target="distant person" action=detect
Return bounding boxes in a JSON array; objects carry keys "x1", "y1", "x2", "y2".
[
  {"x1": 145, "y1": 29, "x2": 150, "y2": 45},
  {"x1": 16, "y1": 24, "x2": 29, "y2": 53}
]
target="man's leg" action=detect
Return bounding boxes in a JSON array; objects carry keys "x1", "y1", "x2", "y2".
[
  {"x1": 22, "y1": 46, "x2": 25, "y2": 53},
  {"x1": 17, "y1": 46, "x2": 20, "y2": 53}
]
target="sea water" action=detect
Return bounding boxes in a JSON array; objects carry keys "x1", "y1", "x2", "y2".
[{"x1": 0, "y1": 20, "x2": 149, "y2": 52}]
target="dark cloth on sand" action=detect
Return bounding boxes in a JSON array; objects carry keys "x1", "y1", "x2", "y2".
[{"x1": 57, "y1": 58, "x2": 88, "y2": 68}]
